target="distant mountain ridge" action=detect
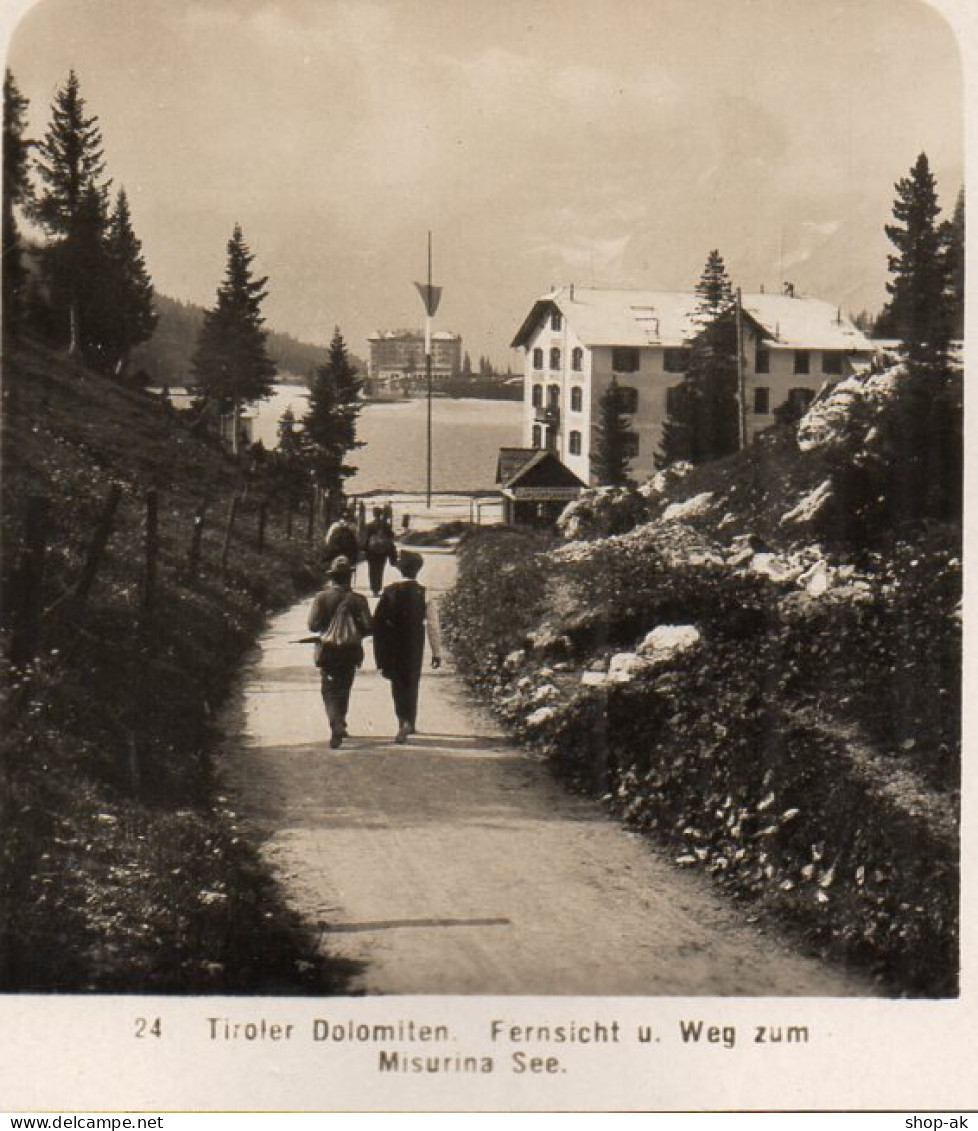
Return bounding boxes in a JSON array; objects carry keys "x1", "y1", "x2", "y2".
[{"x1": 131, "y1": 293, "x2": 366, "y2": 386}]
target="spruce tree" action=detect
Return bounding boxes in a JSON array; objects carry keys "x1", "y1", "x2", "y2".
[
  {"x1": 103, "y1": 188, "x2": 157, "y2": 376},
  {"x1": 301, "y1": 327, "x2": 364, "y2": 500},
  {"x1": 941, "y1": 188, "x2": 964, "y2": 342},
  {"x1": 591, "y1": 376, "x2": 634, "y2": 486},
  {"x1": 659, "y1": 250, "x2": 740, "y2": 465},
  {"x1": 30, "y1": 70, "x2": 109, "y2": 356},
  {"x1": 877, "y1": 152, "x2": 949, "y2": 371},
  {"x1": 462, "y1": 351, "x2": 472, "y2": 378},
  {"x1": 190, "y1": 224, "x2": 276, "y2": 454},
  {"x1": 3, "y1": 70, "x2": 33, "y2": 346}
]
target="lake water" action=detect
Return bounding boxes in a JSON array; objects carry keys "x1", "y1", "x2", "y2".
[{"x1": 249, "y1": 387, "x2": 523, "y2": 495}]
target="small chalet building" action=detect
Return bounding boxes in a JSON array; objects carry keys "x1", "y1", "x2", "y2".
[
  {"x1": 510, "y1": 285, "x2": 875, "y2": 484},
  {"x1": 496, "y1": 447, "x2": 586, "y2": 527}
]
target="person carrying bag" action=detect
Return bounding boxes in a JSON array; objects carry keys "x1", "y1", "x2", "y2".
[{"x1": 308, "y1": 555, "x2": 372, "y2": 749}]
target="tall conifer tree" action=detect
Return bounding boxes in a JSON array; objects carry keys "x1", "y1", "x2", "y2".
[
  {"x1": 302, "y1": 327, "x2": 364, "y2": 500},
  {"x1": 941, "y1": 187, "x2": 964, "y2": 342},
  {"x1": 103, "y1": 188, "x2": 157, "y2": 376},
  {"x1": 658, "y1": 250, "x2": 740, "y2": 465},
  {"x1": 591, "y1": 376, "x2": 635, "y2": 486},
  {"x1": 3, "y1": 70, "x2": 33, "y2": 345},
  {"x1": 877, "y1": 152, "x2": 949, "y2": 371},
  {"x1": 191, "y1": 224, "x2": 276, "y2": 453},
  {"x1": 30, "y1": 70, "x2": 109, "y2": 356}
]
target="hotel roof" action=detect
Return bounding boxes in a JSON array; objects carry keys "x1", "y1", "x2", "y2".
[{"x1": 511, "y1": 286, "x2": 873, "y2": 352}]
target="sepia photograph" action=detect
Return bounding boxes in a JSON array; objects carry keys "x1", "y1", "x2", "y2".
[{"x1": 0, "y1": 0, "x2": 972, "y2": 1113}]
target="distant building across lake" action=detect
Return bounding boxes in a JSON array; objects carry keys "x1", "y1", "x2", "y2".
[{"x1": 367, "y1": 329, "x2": 462, "y2": 394}]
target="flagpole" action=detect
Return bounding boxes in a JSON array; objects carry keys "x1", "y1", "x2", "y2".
[{"x1": 426, "y1": 231, "x2": 433, "y2": 510}]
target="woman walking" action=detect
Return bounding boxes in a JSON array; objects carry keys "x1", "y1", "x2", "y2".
[{"x1": 372, "y1": 550, "x2": 442, "y2": 744}]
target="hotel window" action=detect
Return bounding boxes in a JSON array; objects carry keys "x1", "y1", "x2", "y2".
[
  {"x1": 663, "y1": 348, "x2": 690, "y2": 373},
  {"x1": 755, "y1": 346, "x2": 770, "y2": 374},
  {"x1": 531, "y1": 424, "x2": 542, "y2": 448},
  {"x1": 793, "y1": 349, "x2": 810, "y2": 375},
  {"x1": 550, "y1": 347, "x2": 561, "y2": 370},
  {"x1": 611, "y1": 347, "x2": 640, "y2": 373},
  {"x1": 531, "y1": 384, "x2": 543, "y2": 408},
  {"x1": 822, "y1": 351, "x2": 843, "y2": 375},
  {"x1": 569, "y1": 430, "x2": 582, "y2": 455},
  {"x1": 532, "y1": 347, "x2": 543, "y2": 370},
  {"x1": 571, "y1": 386, "x2": 583, "y2": 412},
  {"x1": 753, "y1": 387, "x2": 770, "y2": 414},
  {"x1": 547, "y1": 384, "x2": 560, "y2": 409},
  {"x1": 571, "y1": 347, "x2": 583, "y2": 371},
  {"x1": 551, "y1": 310, "x2": 562, "y2": 332},
  {"x1": 618, "y1": 385, "x2": 639, "y2": 414},
  {"x1": 622, "y1": 431, "x2": 640, "y2": 458}
]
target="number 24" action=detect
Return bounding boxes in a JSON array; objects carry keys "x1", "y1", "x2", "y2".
[{"x1": 135, "y1": 1017, "x2": 162, "y2": 1038}]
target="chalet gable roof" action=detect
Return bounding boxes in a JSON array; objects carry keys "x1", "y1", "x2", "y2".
[{"x1": 496, "y1": 448, "x2": 586, "y2": 490}]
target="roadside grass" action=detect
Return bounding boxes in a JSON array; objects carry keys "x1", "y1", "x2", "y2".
[{"x1": 1, "y1": 337, "x2": 357, "y2": 993}]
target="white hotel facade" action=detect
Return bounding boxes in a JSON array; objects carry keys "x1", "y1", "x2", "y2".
[{"x1": 510, "y1": 285, "x2": 875, "y2": 485}]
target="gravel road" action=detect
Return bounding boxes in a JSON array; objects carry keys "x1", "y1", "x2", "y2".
[{"x1": 219, "y1": 547, "x2": 877, "y2": 996}]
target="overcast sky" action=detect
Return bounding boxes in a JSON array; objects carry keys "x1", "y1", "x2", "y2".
[{"x1": 2, "y1": 0, "x2": 966, "y2": 367}]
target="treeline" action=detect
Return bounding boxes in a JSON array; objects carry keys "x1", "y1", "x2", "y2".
[{"x1": 132, "y1": 293, "x2": 367, "y2": 387}]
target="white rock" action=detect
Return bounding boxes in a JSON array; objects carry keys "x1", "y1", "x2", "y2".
[
  {"x1": 637, "y1": 624, "x2": 701, "y2": 663},
  {"x1": 580, "y1": 671, "x2": 608, "y2": 686},
  {"x1": 781, "y1": 480, "x2": 833, "y2": 526},
  {"x1": 607, "y1": 651, "x2": 653, "y2": 684},
  {"x1": 749, "y1": 552, "x2": 804, "y2": 583},
  {"x1": 662, "y1": 492, "x2": 714, "y2": 522},
  {"x1": 530, "y1": 683, "x2": 559, "y2": 704},
  {"x1": 525, "y1": 707, "x2": 555, "y2": 728}
]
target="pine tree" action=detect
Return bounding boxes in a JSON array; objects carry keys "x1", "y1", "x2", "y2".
[
  {"x1": 3, "y1": 70, "x2": 33, "y2": 345},
  {"x1": 591, "y1": 376, "x2": 634, "y2": 486},
  {"x1": 658, "y1": 250, "x2": 740, "y2": 465},
  {"x1": 30, "y1": 70, "x2": 109, "y2": 356},
  {"x1": 877, "y1": 153, "x2": 949, "y2": 371},
  {"x1": 190, "y1": 224, "x2": 276, "y2": 454},
  {"x1": 941, "y1": 187, "x2": 964, "y2": 342},
  {"x1": 301, "y1": 327, "x2": 364, "y2": 499},
  {"x1": 462, "y1": 351, "x2": 472, "y2": 379},
  {"x1": 103, "y1": 188, "x2": 157, "y2": 376}
]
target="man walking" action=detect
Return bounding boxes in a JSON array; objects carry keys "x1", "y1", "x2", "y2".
[
  {"x1": 363, "y1": 505, "x2": 398, "y2": 596},
  {"x1": 372, "y1": 550, "x2": 442, "y2": 744},
  {"x1": 308, "y1": 555, "x2": 372, "y2": 749}
]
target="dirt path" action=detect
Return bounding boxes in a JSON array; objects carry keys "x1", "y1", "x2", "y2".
[{"x1": 220, "y1": 548, "x2": 877, "y2": 996}]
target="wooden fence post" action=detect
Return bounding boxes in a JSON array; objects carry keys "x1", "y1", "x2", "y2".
[
  {"x1": 72, "y1": 483, "x2": 122, "y2": 612},
  {"x1": 256, "y1": 499, "x2": 268, "y2": 553},
  {"x1": 221, "y1": 495, "x2": 240, "y2": 576},
  {"x1": 11, "y1": 495, "x2": 51, "y2": 669},
  {"x1": 142, "y1": 489, "x2": 159, "y2": 611}
]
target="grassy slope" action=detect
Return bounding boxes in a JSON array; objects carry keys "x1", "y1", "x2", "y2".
[{"x1": 0, "y1": 338, "x2": 357, "y2": 993}]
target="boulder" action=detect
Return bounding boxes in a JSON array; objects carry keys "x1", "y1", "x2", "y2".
[{"x1": 637, "y1": 624, "x2": 701, "y2": 665}]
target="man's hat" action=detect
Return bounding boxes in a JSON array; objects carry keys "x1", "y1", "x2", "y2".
[
  {"x1": 396, "y1": 550, "x2": 423, "y2": 577},
  {"x1": 328, "y1": 555, "x2": 353, "y2": 576}
]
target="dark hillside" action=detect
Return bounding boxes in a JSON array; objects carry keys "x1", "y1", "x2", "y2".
[{"x1": 0, "y1": 337, "x2": 356, "y2": 992}]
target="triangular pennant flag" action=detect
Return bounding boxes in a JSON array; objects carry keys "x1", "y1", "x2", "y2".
[{"x1": 414, "y1": 282, "x2": 442, "y2": 318}]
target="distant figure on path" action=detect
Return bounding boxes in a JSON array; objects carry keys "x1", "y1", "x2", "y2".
[
  {"x1": 363, "y1": 505, "x2": 398, "y2": 596},
  {"x1": 373, "y1": 550, "x2": 442, "y2": 744},
  {"x1": 308, "y1": 555, "x2": 373, "y2": 749},
  {"x1": 323, "y1": 508, "x2": 360, "y2": 571}
]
